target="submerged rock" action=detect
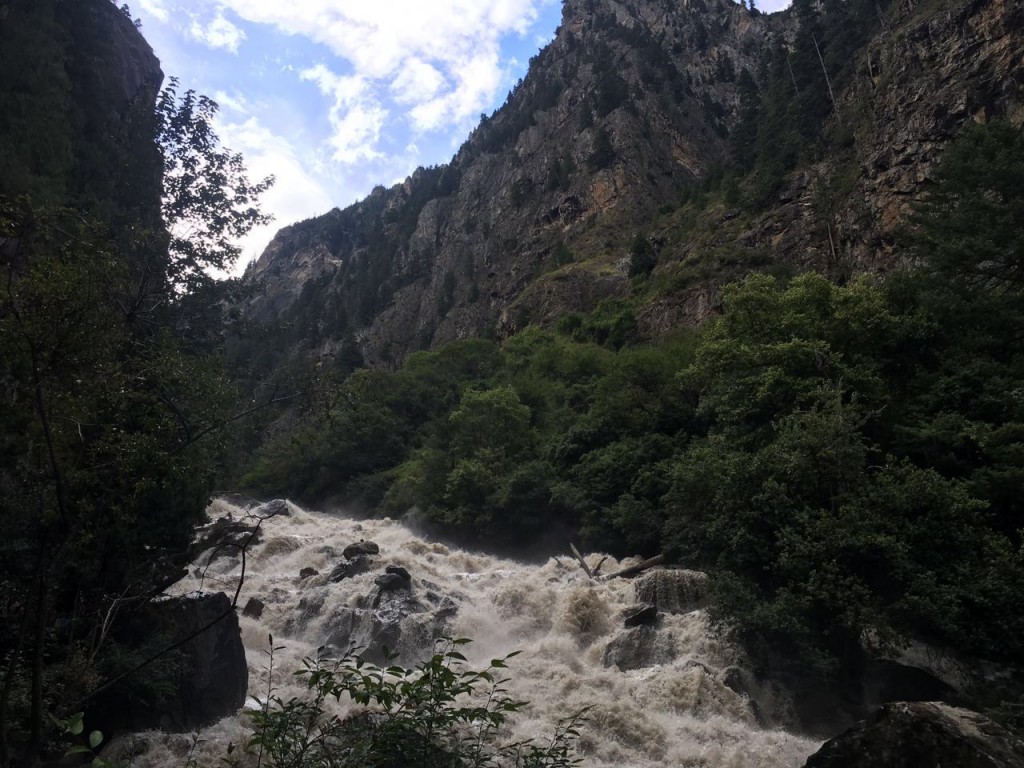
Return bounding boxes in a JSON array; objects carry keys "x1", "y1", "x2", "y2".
[
  {"x1": 323, "y1": 579, "x2": 458, "y2": 666},
  {"x1": 329, "y1": 555, "x2": 372, "y2": 583},
  {"x1": 803, "y1": 701, "x2": 1024, "y2": 768},
  {"x1": 253, "y1": 498, "x2": 290, "y2": 518},
  {"x1": 602, "y1": 625, "x2": 676, "y2": 671},
  {"x1": 374, "y1": 565, "x2": 413, "y2": 594},
  {"x1": 193, "y1": 516, "x2": 262, "y2": 563},
  {"x1": 242, "y1": 597, "x2": 265, "y2": 619},
  {"x1": 623, "y1": 603, "x2": 658, "y2": 627}
]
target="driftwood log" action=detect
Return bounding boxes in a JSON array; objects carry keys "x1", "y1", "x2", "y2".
[
  {"x1": 568, "y1": 546, "x2": 666, "y2": 581},
  {"x1": 569, "y1": 543, "x2": 593, "y2": 578},
  {"x1": 600, "y1": 554, "x2": 666, "y2": 580}
]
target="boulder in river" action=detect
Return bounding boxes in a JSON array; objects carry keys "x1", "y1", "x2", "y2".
[
  {"x1": 633, "y1": 569, "x2": 708, "y2": 614},
  {"x1": 90, "y1": 592, "x2": 247, "y2": 734},
  {"x1": 803, "y1": 701, "x2": 1024, "y2": 768},
  {"x1": 602, "y1": 625, "x2": 676, "y2": 671},
  {"x1": 343, "y1": 540, "x2": 380, "y2": 559}
]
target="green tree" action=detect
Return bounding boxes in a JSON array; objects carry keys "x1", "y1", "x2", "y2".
[
  {"x1": 0, "y1": 65, "x2": 272, "y2": 763},
  {"x1": 241, "y1": 639, "x2": 583, "y2": 768},
  {"x1": 156, "y1": 78, "x2": 274, "y2": 292},
  {"x1": 0, "y1": 201, "x2": 235, "y2": 762},
  {"x1": 911, "y1": 120, "x2": 1024, "y2": 291},
  {"x1": 664, "y1": 272, "x2": 1024, "y2": 679}
]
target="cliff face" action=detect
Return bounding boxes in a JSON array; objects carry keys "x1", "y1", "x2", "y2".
[
  {"x1": 242, "y1": 0, "x2": 1024, "y2": 368},
  {"x1": 0, "y1": 0, "x2": 164, "y2": 222},
  {"x1": 740, "y1": 0, "x2": 1024, "y2": 275},
  {"x1": 245, "y1": 0, "x2": 783, "y2": 366}
]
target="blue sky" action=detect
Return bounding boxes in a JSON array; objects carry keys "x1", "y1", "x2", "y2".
[{"x1": 133, "y1": 0, "x2": 790, "y2": 272}]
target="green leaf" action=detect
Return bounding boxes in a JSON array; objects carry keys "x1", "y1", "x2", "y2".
[{"x1": 89, "y1": 730, "x2": 104, "y2": 749}]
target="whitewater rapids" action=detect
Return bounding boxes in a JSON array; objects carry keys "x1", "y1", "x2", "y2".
[{"x1": 127, "y1": 499, "x2": 821, "y2": 767}]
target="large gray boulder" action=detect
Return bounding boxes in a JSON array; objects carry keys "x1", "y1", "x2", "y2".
[
  {"x1": 91, "y1": 592, "x2": 248, "y2": 733},
  {"x1": 322, "y1": 578, "x2": 459, "y2": 666},
  {"x1": 804, "y1": 702, "x2": 1024, "y2": 768}
]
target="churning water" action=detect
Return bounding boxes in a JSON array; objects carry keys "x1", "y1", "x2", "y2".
[{"x1": 127, "y1": 499, "x2": 821, "y2": 767}]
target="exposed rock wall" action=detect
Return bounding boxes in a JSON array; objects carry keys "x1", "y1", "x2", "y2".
[
  {"x1": 745, "y1": 0, "x2": 1024, "y2": 276},
  {"x1": 243, "y1": 0, "x2": 782, "y2": 366},
  {"x1": 242, "y1": 0, "x2": 1024, "y2": 367},
  {"x1": 0, "y1": 0, "x2": 164, "y2": 221}
]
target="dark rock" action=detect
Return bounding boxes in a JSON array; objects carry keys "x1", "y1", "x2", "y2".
[
  {"x1": 623, "y1": 603, "x2": 658, "y2": 627},
  {"x1": 323, "y1": 586, "x2": 459, "y2": 666},
  {"x1": 633, "y1": 569, "x2": 708, "y2": 614},
  {"x1": 374, "y1": 565, "x2": 412, "y2": 594},
  {"x1": 90, "y1": 592, "x2": 247, "y2": 733},
  {"x1": 299, "y1": 567, "x2": 319, "y2": 580},
  {"x1": 286, "y1": 591, "x2": 327, "y2": 635},
  {"x1": 329, "y1": 556, "x2": 372, "y2": 583},
  {"x1": 602, "y1": 626, "x2": 676, "y2": 671},
  {"x1": 803, "y1": 702, "x2": 1024, "y2": 768},
  {"x1": 242, "y1": 597, "x2": 265, "y2": 619},
  {"x1": 790, "y1": 657, "x2": 959, "y2": 737},
  {"x1": 343, "y1": 540, "x2": 380, "y2": 559},
  {"x1": 253, "y1": 498, "x2": 290, "y2": 517},
  {"x1": 718, "y1": 665, "x2": 792, "y2": 729},
  {"x1": 193, "y1": 516, "x2": 262, "y2": 563}
]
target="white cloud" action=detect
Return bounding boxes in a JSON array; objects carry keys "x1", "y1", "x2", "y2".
[
  {"x1": 138, "y1": 0, "x2": 169, "y2": 22},
  {"x1": 214, "y1": 116, "x2": 335, "y2": 273},
  {"x1": 391, "y1": 59, "x2": 446, "y2": 106},
  {"x1": 211, "y1": 89, "x2": 251, "y2": 114},
  {"x1": 216, "y1": 0, "x2": 550, "y2": 142},
  {"x1": 190, "y1": 11, "x2": 246, "y2": 53},
  {"x1": 300, "y1": 66, "x2": 388, "y2": 165}
]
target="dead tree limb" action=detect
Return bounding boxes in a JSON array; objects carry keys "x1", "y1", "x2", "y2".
[
  {"x1": 569, "y1": 543, "x2": 593, "y2": 579},
  {"x1": 601, "y1": 554, "x2": 666, "y2": 580}
]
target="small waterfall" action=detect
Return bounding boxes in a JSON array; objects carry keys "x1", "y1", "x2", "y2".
[{"x1": 126, "y1": 499, "x2": 822, "y2": 767}]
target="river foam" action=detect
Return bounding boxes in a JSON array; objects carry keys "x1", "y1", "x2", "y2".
[{"x1": 125, "y1": 499, "x2": 821, "y2": 767}]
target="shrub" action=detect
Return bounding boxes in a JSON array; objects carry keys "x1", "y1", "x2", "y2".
[{"x1": 236, "y1": 638, "x2": 584, "y2": 768}]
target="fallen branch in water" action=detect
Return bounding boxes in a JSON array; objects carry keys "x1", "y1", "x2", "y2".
[
  {"x1": 601, "y1": 554, "x2": 666, "y2": 580},
  {"x1": 569, "y1": 543, "x2": 593, "y2": 579}
]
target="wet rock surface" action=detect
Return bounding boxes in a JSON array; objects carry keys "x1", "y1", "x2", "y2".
[
  {"x1": 633, "y1": 569, "x2": 708, "y2": 614},
  {"x1": 328, "y1": 555, "x2": 372, "y2": 582},
  {"x1": 91, "y1": 592, "x2": 247, "y2": 733},
  {"x1": 343, "y1": 540, "x2": 380, "y2": 559},
  {"x1": 242, "y1": 597, "x2": 265, "y2": 619},
  {"x1": 602, "y1": 625, "x2": 676, "y2": 671},
  {"x1": 803, "y1": 701, "x2": 1024, "y2": 768},
  {"x1": 623, "y1": 603, "x2": 658, "y2": 627}
]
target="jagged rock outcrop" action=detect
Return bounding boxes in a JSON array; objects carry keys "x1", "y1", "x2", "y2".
[
  {"x1": 634, "y1": 568, "x2": 708, "y2": 613},
  {"x1": 242, "y1": 0, "x2": 782, "y2": 366},
  {"x1": 803, "y1": 701, "x2": 1024, "y2": 768},
  {"x1": 743, "y1": 0, "x2": 1024, "y2": 276},
  {"x1": 241, "y1": 0, "x2": 1024, "y2": 371}
]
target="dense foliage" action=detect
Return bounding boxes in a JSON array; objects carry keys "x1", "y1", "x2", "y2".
[
  {"x1": 241, "y1": 121, "x2": 1024, "y2": 683},
  {"x1": 0, "y1": 7, "x2": 271, "y2": 758}
]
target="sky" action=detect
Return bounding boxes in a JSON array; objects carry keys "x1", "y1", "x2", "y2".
[{"x1": 132, "y1": 0, "x2": 790, "y2": 273}]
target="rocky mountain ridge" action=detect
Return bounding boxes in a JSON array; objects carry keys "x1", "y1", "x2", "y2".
[{"x1": 241, "y1": 0, "x2": 1023, "y2": 369}]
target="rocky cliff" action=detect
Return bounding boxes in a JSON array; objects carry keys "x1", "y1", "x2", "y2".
[
  {"x1": 241, "y1": 0, "x2": 1023, "y2": 368},
  {"x1": 0, "y1": 0, "x2": 164, "y2": 222}
]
